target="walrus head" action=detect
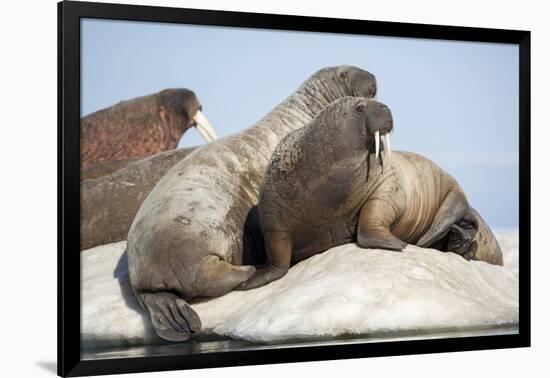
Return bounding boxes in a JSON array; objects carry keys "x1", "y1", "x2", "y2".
[
  {"x1": 364, "y1": 98, "x2": 393, "y2": 164},
  {"x1": 158, "y1": 88, "x2": 218, "y2": 143},
  {"x1": 335, "y1": 65, "x2": 378, "y2": 98},
  {"x1": 313, "y1": 97, "x2": 393, "y2": 167},
  {"x1": 310, "y1": 65, "x2": 377, "y2": 101}
]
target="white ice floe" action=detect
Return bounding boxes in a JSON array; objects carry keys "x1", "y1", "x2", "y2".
[
  {"x1": 81, "y1": 231, "x2": 519, "y2": 349},
  {"x1": 496, "y1": 229, "x2": 519, "y2": 272}
]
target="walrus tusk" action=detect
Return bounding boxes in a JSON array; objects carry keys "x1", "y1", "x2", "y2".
[
  {"x1": 374, "y1": 130, "x2": 380, "y2": 160},
  {"x1": 193, "y1": 111, "x2": 218, "y2": 143},
  {"x1": 382, "y1": 133, "x2": 391, "y2": 164}
]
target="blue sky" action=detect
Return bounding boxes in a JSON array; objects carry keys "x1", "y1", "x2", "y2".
[{"x1": 81, "y1": 19, "x2": 519, "y2": 229}]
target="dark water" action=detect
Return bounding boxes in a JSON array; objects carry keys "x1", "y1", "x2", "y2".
[{"x1": 81, "y1": 324, "x2": 518, "y2": 360}]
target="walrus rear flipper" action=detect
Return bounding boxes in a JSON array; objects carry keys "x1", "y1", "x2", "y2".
[
  {"x1": 137, "y1": 257, "x2": 255, "y2": 342},
  {"x1": 445, "y1": 212, "x2": 479, "y2": 260},
  {"x1": 140, "y1": 292, "x2": 201, "y2": 342},
  {"x1": 416, "y1": 189, "x2": 469, "y2": 248}
]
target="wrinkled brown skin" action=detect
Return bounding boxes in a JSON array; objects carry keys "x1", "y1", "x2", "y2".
[
  {"x1": 81, "y1": 156, "x2": 143, "y2": 181},
  {"x1": 80, "y1": 147, "x2": 196, "y2": 250},
  {"x1": 127, "y1": 66, "x2": 377, "y2": 342},
  {"x1": 80, "y1": 88, "x2": 202, "y2": 170},
  {"x1": 239, "y1": 97, "x2": 502, "y2": 290}
]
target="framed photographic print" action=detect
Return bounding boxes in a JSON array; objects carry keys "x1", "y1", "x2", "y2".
[{"x1": 58, "y1": 0, "x2": 530, "y2": 376}]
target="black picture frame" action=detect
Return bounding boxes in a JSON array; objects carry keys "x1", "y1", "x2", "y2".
[{"x1": 58, "y1": 1, "x2": 531, "y2": 376}]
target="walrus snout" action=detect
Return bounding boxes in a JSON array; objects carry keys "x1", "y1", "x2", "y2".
[
  {"x1": 368, "y1": 76, "x2": 377, "y2": 97},
  {"x1": 358, "y1": 73, "x2": 377, "y2": 98},
  {"x1": 366, "y1": 101, "x2": 392, "y2": 133},
  {"x1": 364, "y1": 79, "x2": 377, "y2": 98},
  {"x1": 365, "y1": 100, "x2": 393, "y2": 161},
  {"x1": 353, "y1": 69, "x2": 377, "y2": 97}
]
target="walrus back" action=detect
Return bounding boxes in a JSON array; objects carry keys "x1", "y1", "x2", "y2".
[
  {"x1": 389, "y1": 152, "x2": 502, "y2": 265},
  {"x1": 388, "y1": 152, "x2": 453, "y2": 243}
]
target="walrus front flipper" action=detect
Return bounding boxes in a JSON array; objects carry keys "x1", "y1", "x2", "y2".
[
  {"x1": 417, "y1": 189, "x2": 469, "y2": 248},
  {"x1": 237, "y1": 231, "x2": 292, "y2": 290},
  {"x1": 357, "y1": 199, "x2": 407, "y2": 251},
  {"x1": 357, "y1": 228, "x2": 407, "y2": 251},
  {"x1": 236, "y1": 265, "x2": 288, "y2": 290},
  {"x1": 140, "y1": 292, "x2": 201, "y2": 342},
  {"x1": 195, "y1": 255, "x2": 256, "y2": 297}
]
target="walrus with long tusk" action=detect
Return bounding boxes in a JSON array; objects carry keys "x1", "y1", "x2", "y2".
[
  {"x1": 80, "y1": 147, "x2": 197, "y2": 250},
  {"x1": 80, "y1": 88, "x2": 217, "y2": 170},
  {"x1": 127, "y1": 66, "x2": 378, "y2": 341},
  {"x1": 239, "y1": 97, "x2": 502, "y2": 290}
]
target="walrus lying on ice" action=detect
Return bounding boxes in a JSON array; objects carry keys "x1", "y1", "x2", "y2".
[
  {"x1": 239, "y1": 97, "x2": 502, "y2": 290},
  {"x1": 127, "y1": 66, "x2": 378, "y2": 341},
  {"x1": 80, "y1": 88, "x2": 217, "y2": 170},
  {"x1": 80, "y1": 147, "x2": 197, "y2": 250}
]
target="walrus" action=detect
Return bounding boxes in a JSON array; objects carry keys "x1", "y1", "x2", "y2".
[
  {"x1": 81, "y1": 88, "x2": 217, "y2": 170},
  {"x1": 81, "y1": 147, "x2": 196, "y2": 250},
  {"x1": 239, "y1": 97, "x2": 502, "y2": 290},
  {"x1": 127, "y1": 66, "x2": 378, "y2": 341}
]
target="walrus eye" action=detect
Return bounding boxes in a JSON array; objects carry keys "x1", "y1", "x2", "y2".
[
  {"x1": 339, "y1": 72, "x2": 347, "y2": 80},
  {"x1": 355, "y1": 104, "x2": 366, "y2": 113}
]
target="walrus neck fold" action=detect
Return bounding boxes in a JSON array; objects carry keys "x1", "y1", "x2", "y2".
[
  {"x1": 154, "y1": 93, "x2": 191, "y2": 145},
  {"x1": 363, "y1": 153, "x2": 390, "y2": 197},
  {"x1": 253, "y1": 77, "x2": 351, "y2": 140}
]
